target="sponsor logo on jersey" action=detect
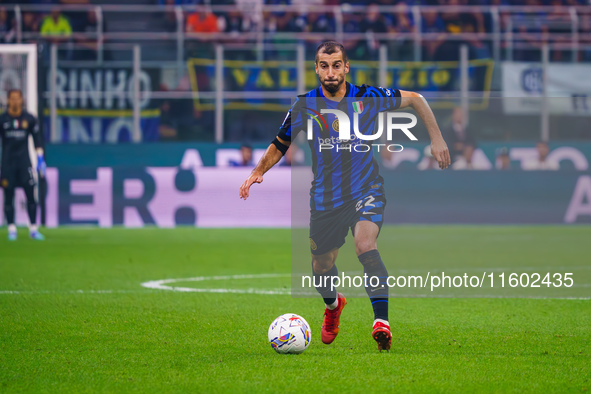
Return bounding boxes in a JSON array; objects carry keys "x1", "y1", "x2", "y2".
[{"x1": 6, "y1": 130, "x2": 26, "y2": 138}]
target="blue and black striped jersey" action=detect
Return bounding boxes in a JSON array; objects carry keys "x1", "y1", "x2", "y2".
[{"x1": 278, "y1": 82, "x2": 401, "y2": 211}]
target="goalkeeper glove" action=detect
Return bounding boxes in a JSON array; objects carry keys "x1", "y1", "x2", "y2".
[{"x1": 37, "y1": 154, "x2": 46, "y2": 178}]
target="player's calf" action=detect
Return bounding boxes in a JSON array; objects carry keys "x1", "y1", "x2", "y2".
[{"x1": 358, "y1": 249, "x2": 389, "y2": 321}]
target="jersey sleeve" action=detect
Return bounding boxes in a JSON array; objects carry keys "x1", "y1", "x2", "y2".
[
  {"x1": 365, "y1": 86, "x2": 402, "y2": 112},
  {"x1": 28, "y1": 116, "x2": 44, "y2": 149},
  {"x1": 277, "y1": 97, "x2": 304, "y2": 142}
]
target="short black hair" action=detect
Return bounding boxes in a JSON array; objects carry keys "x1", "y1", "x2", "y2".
[
  {"x1": 7, "y1": 89, "x2": 22, "y2": 98},
  {"x1": 315, "y1": 41, "x2": 348, "y2": 64}
]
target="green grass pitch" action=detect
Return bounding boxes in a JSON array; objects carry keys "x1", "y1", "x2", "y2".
[{"x1": 0, "y1": 226, "x2": 589, "y2": 392}]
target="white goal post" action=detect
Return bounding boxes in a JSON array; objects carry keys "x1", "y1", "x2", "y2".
[{"x1": 0, "y1": 44, "x2": 38, "y2": 116}]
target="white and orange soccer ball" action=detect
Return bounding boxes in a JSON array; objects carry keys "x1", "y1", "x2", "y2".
[{"x1": 268, "y1": 313, "x2": 311, "y2": 354}]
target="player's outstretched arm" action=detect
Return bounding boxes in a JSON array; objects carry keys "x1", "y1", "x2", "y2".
[
  {"x1": 399, "y1": 90, "x2": 451, "y2": 169},
  {"x1": 239, "y1": 137, "x2": 291, "y2": 200}
]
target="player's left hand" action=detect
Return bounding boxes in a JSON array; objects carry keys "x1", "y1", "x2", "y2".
[
  {"x1": 430, "y1": 138, "x2": 451, "y2": 169},
  {"x1": 37, "y1": 154, "x2": 47, "y2": 178},
  {"x1": 239, "y1": 172, "x2": 264, "y2": 200}
]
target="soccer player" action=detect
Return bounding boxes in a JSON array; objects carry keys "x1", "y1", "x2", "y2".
[
  {"x1": 239, "y1": 41, "x2": 450, "y2": 351},
  {"x1": 0, "y1": 89, "x2": 46, "y2": 241}
]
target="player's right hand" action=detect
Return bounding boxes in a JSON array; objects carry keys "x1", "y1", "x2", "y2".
[
  {"x1": 239, "y1": 173, "x2": 263, "y2": 200},
  {"x1": 37, "y1": 154, "x2": 47, "y2": 178}
]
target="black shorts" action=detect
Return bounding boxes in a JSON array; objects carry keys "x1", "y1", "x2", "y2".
[
  {"x1": 309, "y1": 186, "x2": 386, "y2": 255},
  {"x1": 0, "y1": 161, "x2": 35, "y2": 189}
]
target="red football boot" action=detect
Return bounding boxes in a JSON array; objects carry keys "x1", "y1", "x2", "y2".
[
  {"x1": 321, "y1": 293, "x2": 347, "y2": 344},
  {"x1": 372, "y1": 319, "x2": 392, "y2": 352}
]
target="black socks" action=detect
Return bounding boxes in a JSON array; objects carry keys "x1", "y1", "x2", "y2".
[
  {"x1": 358, "y1": 249, "x2": 389, "y2": 321},
  {"x1": 313, "y1": 263, "x2": 338, "y2": 306}
]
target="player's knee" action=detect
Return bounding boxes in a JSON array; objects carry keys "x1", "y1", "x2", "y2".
[
  {"x1": 355, "y1": 238, "x2": 376, "y2": 256},
  {"x1": 311, "y1": 254, "x2": 335, "y2": 274}
]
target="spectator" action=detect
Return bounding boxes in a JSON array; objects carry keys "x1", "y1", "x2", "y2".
[
  {"x1": 443, "y1": 107, "x2": 476, "y2": 162},
  {"x1": 40, "y1": 8, "x2": 72, "y2": 38},
  {"x1": 308, "y1": 12, "x2": 334, "y2": 34},
  {"x1": 158, "y1": 0, "x2": 178, "y2": 32},
  {"x1": 221, "y1": 11, "x2": 247, "y2": 37},
  {"x1": 305, "y1": 12, "x2": 336, "y2": 58},
  {"x1": 417, "y1": 145, "x2": 441, "y2": 170},
  {"x1": 495, "y1": 147, "x2": 512, "y2": 170},
  {"x1": 235, "y1": 0, "x2": 262, "y2": 33},
  {"x1": 342, "y1": 10, "x2": 362, "y2": 59},
  {"x1": 269, "y1": 12, "x2": 301, "y2": 57},
  {"x1": 422, "y1": 9, "x2": 445, "y2": 34},
  {"x1": 186, "y1": 7, "x2": 219, "y2": 33},
  {"x1": 0, "y1": 7, "x2": 15, "y2": 43},
  {"x1": 523, "y1": 141, "x2": 560, "y2": 170},
  {"x1": 281, "y1": 143, "x2": 305, "y2": 167},
  {"x1": 360, "y1": 3, "x2": 389, "y2": 59},
  {"x1": 229, "y1": 144, "x2": 254, "y2": 167},
  {"x1": 436, "y1": 0, "x2": 489, "y2": 60},
  {"x1": 59, "y1": 0, "x2": 90, "y2": 32},
  {"x1": 22, "y1": 12, "x2": 40, "y2": 41},
  {"x1": 392, "y1": 2, "x2": 414, "y2": 34},
  {"x1": 73, "y1": 10, "x2": 104, "y2": 61},
  {"x1": 158, "y1": 100, "x2": 178, "y2": 140},
  {"x1": 286, "y1": 12, "x2": 308, "y2": 33},
  {"x1": 389, "y1": 2, "x2": 414, "y2": 61},
  {"x1": 421, "y1": 9, "x2": 445, "y2": 61},
  {"x1": 452, "y1": 143, "x2": 489, "y2": 170},
  {"x1": 546, "y1": 0, "x2": 572, "y2": 61},
  {"x1": 82, "y1": 9, "x2": 99, "y2": 37}
]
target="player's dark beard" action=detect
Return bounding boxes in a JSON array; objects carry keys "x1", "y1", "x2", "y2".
[{"x1": 321, "y1": 75, "x2": 344, "y2": 94}]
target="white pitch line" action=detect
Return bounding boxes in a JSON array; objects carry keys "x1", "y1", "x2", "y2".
[
  {"x1": 0, "y1": 289, "x2": 149, "y2": 295},
  {"x1": 140, "y1": 273, "x2": 293, "y2": 295}
]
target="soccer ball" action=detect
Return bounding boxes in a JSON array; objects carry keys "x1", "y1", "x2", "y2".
[{"x1": 268, "y1": 313, "x2": 311, "y2": 354}]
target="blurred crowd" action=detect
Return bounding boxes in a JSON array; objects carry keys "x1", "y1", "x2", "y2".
[
  {"x1": 0, "y1": 1, "x2": 102, "y2": 61},
  {"x1": 379, "y1": 107, "x2": 563, "y2": 171},
  {"x1": 2, "y1": 0, "x2": 591, "y2": 62}
]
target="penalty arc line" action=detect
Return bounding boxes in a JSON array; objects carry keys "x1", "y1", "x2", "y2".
[{"x1": 140, "y1": 273, "x2": 295, "y2": 295}]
